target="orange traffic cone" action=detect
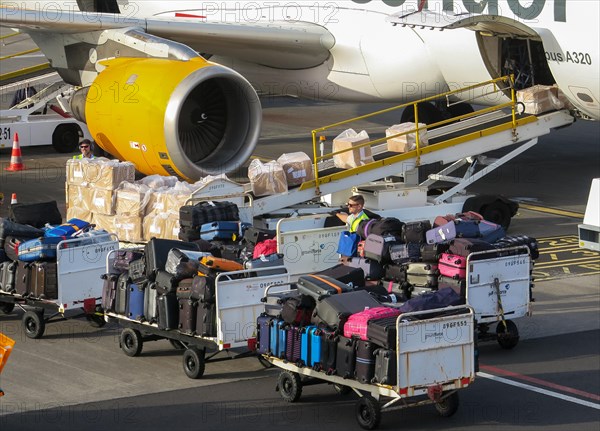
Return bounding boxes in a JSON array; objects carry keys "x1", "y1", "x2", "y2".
[
  {"x1": 5, "y1": 133, "x2": 25, "y2": 172},
  {"x1": 10, "y1": 193, "x2": 18, "y2": 205}
]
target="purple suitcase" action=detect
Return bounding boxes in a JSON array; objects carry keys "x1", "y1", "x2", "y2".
[
  {"x1": 285, "y1": 325, "x2": 302, "y2": 363},
  {"x1": 426, "y1": 221, "x2": 457, "y2": 244},
  {"x1": 257, "y1": 314, "x2": 272, "y2": 355},
  {"x1": 438, "y1": 253, "x2": 467, "y2": 279}
]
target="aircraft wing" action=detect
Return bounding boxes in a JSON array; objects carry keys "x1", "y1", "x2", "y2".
[{"x1": 0, "y1": 7, "x2": 335, "y2": 69}]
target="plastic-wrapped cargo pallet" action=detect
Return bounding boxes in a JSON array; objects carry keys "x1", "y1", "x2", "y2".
[
  {"x1": 332, "y1": 129, "x2": 374, "y2": 169},
  {"x1": 517, "y1": 84, "x2": 564, "y2": 115},
  {"x1": 248, "y1": 159, "x2": 288, "y2": 196},
  {"x1": 385, "y1": 122, "x2": 429, "y2": 153}
]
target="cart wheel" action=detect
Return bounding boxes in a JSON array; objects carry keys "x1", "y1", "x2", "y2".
[
  {"x1": 257, "y1": 355, "x2": 274, "y2": 369},
  {"x1": 434, "y1": 391, "x2": 460, "y2": 417},
  {"x1": 355, "y1": 395, "x2": 381, "y2": 430},
  {"x1": 169, "y1": 339, "x2": 186, "y2": 350},
  {"x1": 120, "y1": 328, "x2": 143, "y2": 357},
  {"x1": 23, "y1": 310, "x2": 45, "y2": 339},
  {"x1": 0, "y1": 303, "x2": 15, "y2": 314},
  {"x1": 333, "y1": 384, "x2": 352, "y2": 396},
  {"x1": 183, "y1": 348, "x2": 206, "y2": 379},
  {"x1": 277, "y1": 370, "x2": 302, "y2": 403},
  {"x1": 496, "y1": 320, "x2": 519, "y2": 349}
]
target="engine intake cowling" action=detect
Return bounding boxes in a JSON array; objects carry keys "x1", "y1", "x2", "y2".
[{"x1": 71, "y1": 57, "x2": 262, "y2": 181}]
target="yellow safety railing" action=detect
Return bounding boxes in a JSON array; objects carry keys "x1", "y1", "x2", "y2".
[
  {"x1": 310, "y1": 75, "x2": 517, "y2": 194},
  {"x1": 0, "y1": 333, "x2": 16, "y2": 397}
]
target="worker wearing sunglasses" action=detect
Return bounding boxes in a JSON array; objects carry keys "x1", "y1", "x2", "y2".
[
  {"x1": 335, "y1": 194, "x2": 369, "y2": 233},
  {"x1": 73, "y1": 139, "x2": 95, "y2": 159}
]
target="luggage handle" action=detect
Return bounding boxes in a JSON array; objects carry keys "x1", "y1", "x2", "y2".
[{"x1": 305, "y1": 274, "x2": 343, "y2": 294}]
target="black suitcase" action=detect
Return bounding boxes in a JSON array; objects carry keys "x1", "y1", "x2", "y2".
[
  {"x1": 115, "y1": 273, "x2": 129, "y2": 315},
  {"x1": 343, "y1": 257, "x2": 384, "y2": 280},
  {"x1": 373, "y1": 348, "x2": 396, "y2": 385},
  {"x1": 178, "y1": 225, "x2": 200, "y2": 242},
  {"x1": 157, "y1": 293, "x2": 179, "y2": 330},
  {"x1": 101, "y1": 273, "x2": 119, "y2": 312},
  {"x1": 0, "y1": 218, "x2": 44, "y2": 240},
  {"x1": 9, "y1": 201, "x2": 62, "y2": 228},
  {"x1": 383, "y1": 264, "x2": 407, "y2": 283},
  {"x1": 317, "y1": 329, "x2": 338, "y2": 374},
  {"x1": 336, "y1": 336, "x2": 357, "y2": 379},
  {"x1": 280, "y1": 295, "x2": 314, "y2": 326},
  {"x1": 179, "y1": 201, "x2": 239, "y2": 228},
  {"x1": 297, "y1": 274, "x2": 352, "y2": 301},
  {"x1": 313, "y1": 264, "x2": 365, "y2": 288},
  {"x1": 29, "y1": 261, "x2": 58, "y2": 300},
  {"x1": 367, "y1": 316, "x2": 398, "y2": 349},
  {"x1": 438, "y1": 276, "x2": 467, "y2": 298},
  {"x1": 155, "y1": 270, "x2": 179, "y2": 295},
  {"x1": 14, "y1": 261, "x2": 31, "y2": 296},
  {"x1": 312, "y1": 290, "x2": 381, "y2": 330},
  {"x1": 420, "y1": 243, "x2": 450, "y2": 263},
  {"x1": 144, "y1": 238, "x2": 199, "y2": 280},
  {"x1": 196, "y1": 302, "x2": 216, "y2": 337},
  {"x1": 0, "y1": 261, "x2": 16, "y2": 293},
  {"x1": 401, "y1": 220, "x2": 432, "y2": 243},
  {"x1": 178, "y1": 299, "x2": 198, "y2": 335},
  {"x1": 356, "y1": 340, "x2": 377, "y2": 384},
  {"x1": 243, "y1": 226, "x2": 276, "y2": 245}
]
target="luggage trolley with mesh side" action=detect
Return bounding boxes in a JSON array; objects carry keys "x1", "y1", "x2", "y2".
[
  {"x1": 263, "y1": 305, "x2": 476, "y2": 430},
  {"x1": 0, "y1": 233, "x2": 119, "y2": 339},
  {"x1": 104, "y1": 254, "x2": 294, "y2": 379},
  {"x1": 465, "y1": 246, "x2": 532, "y2": 349}
]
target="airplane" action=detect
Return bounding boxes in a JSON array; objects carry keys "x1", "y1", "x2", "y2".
[{"x1": 1, "y1": 1, "x2": 598, "y2": 181}]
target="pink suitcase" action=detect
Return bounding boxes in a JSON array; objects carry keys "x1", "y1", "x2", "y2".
[
  {"x1": 438, "y1": 253, "x2": 467, "y2": 279},
  {"x1": 343, "y1": 306, "x2": 401, "y2": 340}
]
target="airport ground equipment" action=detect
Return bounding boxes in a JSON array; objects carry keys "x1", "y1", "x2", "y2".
[
  {"x1": 0, "y1": 233, "x2": 118, "y2": 338},
  {"x1": 263, "y1": 304, "x2": 476, "y2": 430},
  {"x1": 578, "y1": 178, "x2": 600, "y2": 252}
]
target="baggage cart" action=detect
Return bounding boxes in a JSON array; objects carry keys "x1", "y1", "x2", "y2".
[
  {"x1": 262, "y1": 301, "x2": 476, "y2": 430},
  {"x1": 465, "y1": 246, "x2": 532, "y2": 349},
  {"x1": 105, "y1": 261, "x2": 294, "y2": 379},
  {"x1": 0, "y1": 233, "x2": 119, "y2": 339}
]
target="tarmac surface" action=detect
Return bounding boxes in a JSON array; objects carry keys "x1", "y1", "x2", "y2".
[{"x1": 1, "y1": 33, "x2": 599, "y2": 431}]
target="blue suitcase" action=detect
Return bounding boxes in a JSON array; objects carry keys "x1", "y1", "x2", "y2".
[
  {"x1": 257, "y1": 314, "x2": 272, "y2": 355},
  {"x1": 17, "y1": 236, "x2": 62, "y2": 262},
  {"x1": 269, "y1": 319, "x2": 287, "y2": 358},
  {"x1": 127, "y1": 282, "x2": 145, "y2": 321},
  {"x1": 45, "y1": 218, "x2": 90, "y2": 238},
  {"x1": 300, "y1": 325, "x2": 317, "y2": 366},
  {"x1": 200, "y1": 221, "x2": 241, "y2": 241}
]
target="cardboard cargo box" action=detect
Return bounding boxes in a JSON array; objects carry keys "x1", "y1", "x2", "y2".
[
  {"x1": 143, "y1": 211, "x2": 180, "y2": 240},
  {"x1": 385, "y1": 122, "x2": 429, "y2": 153},
  {"x1": 277, "y1": 152, "x2": 314, "y2": 186},
  {"x1": 66, "y1": 206, "x2": 92, "y2": 222},
  {"x1": 66, "y1": 184, "x2": 87, "y2": 210},
  {"x1": 115, "y1": 183, "x2": 150, "y2": 216},
  {"x1": 517, "y1": 85, "x2": 564, "y2": 115},
  {"x1": 332, "y1": 129, "x2": 374, "y2": 169},
  {"x1": 115, "y1": 215, "x2": 144, "y2": 243},
  {"x1": 145, "y1": 190, "x2": 191, "y2": 215},
  {"x1": 81, "y1": 187, "x2": 115, "y2": 215},
  {"x1": 248, "y1": 159, "x2": 288, "y2": 196},
  {"x1": 92, "y1": 213, "x2": 116, "y2": 233}
]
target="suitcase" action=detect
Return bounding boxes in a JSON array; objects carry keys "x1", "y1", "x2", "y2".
[
  {"x1": 115, "y1": 273, "x2": 129, "y2": 316},
  {"x1": 253, "y1": 238, "x2": 278, "y2": 259},
  {"x1": 28, "y1": 261, "x2": 58, "y2": 300},
  {"x1": 318, "y1": 329, "x2": 338, "y2": 374},
  {"x1": 367, "y1": 316, "x2": 398, "y2": 349},
  {"x1": 178, "y1": 299, "x2": 198, "y2": 334},
  {"x1": 179, "y1": 201, "x2": 239, "y2": 228},
  {"x1": 175, "y1": 277, "x2": 198, "y2": 300},
  {"x1": 178, "y1": 225, "x2": 200, "y2": 242},
  {"x1": 383, "y1": 264, "x2": 407, "y2": 284},
  {"x1": 144, "y1": 282, "x2": 159, "y2": 323},
  {"x1": 388, "y1": 243, "x2": 420, "y2": 265},
  {"x1": 356, "y1": 340, "x2": 377, "y2": 384},
  {"x1": 243, "y1": 226, "x2": 276, "y2": 245},
  {"x1": 373, "y1": 348, "x2": 397, "y2": 385},
  {"x1": 212, "y1": 241, "x2": 245, "y2": 261},
  {"x1": 257, "y1": 314, "x2": 273, "y2": 355},
  {"x1": 269, "y1": 319, "x2": 287, "y2": 359},
  {"x1": 420, "y1": 243, "x2": 450, "y2": 263},
  {"x1": 199, "y1": 256, "x2": 244, "y2": 272},
  {"x1": 244, "y1": 253, "x2": 286, "y2": 277},
  {"x1": 493, "y1": 235, "x2": 539, "y2": 260},
  {"x1": 14, "y1": 261, "x2": 31, "y2": 296},
  {"x1": 448, "y1": 237, "x2": 495, "y2": 257},
  {"x1": 312, "y1": 289, "x2": 381, "y2": 330},
  {"x1": 196, "y1": 301, "x2": 216, "y2": 336},
  {"x1": 313, "y1": 264, "x2": 365, "y2": 289},
  {"x1": 157, "y1": 293, "x2": 179, "y2": 330},
  {"x1": 357, "y1": 240, "x2": 366, "y2": 258},
  {"x1": 280, "y1": 295, "x2": 314, "y2": 326},
  {"x1": 165, "y1": 249, "x2": 210, "y2": 275},
  {"x1": 453, "y1": 219, "x2": 481, "y2": 238},
  {"x1": 200, "y1": 221, "x2": 242, "y2": 241},
  {"x1": 285, "y1": 325, "x2": 302, "y2": 363},
  {"x1": 300, "y1": 325, "x2": 318, "y2": 367},
  {"x1": 44, "y1": 218, "x2": 90, "y2": 238},
  {"x1": 438, "y1": 253, "x2": 467, "y2": 279},
  {"x1": 343, "y1": 257, "x2": 384, "y2": 280},
  {"x1": 128, "y1": 258, "x2": 147, "y2": 283},
  {"x1": 438, "y1": 276, "x2": 467, "y2": 299},
  {"x1": 336, "y1": 336, "x2": 357, "y2": 379},
  {"x1": 17, "y1": 236, "x2": 62, "y2": 262},
  {"x1": 101, "y1": 273, "x2": 119, "y2": 312},
  {"x1": 0, "y1": 219, "x2": 44, "y2": 240},
  {"x1": 8, "y1": 201, "x2": 62, "y2": 228},
  {"x1": 0, "y1": 249, "x2": 7, "y2": 264},
  {"x1": 363, "y1": 234, "x2": 386, "y2": 262},
  {"x1": 144, "y1": 238, "x2": 199, "y2": 280},
  {"x1": 426, "y1": 222, "x2": 457, "y2": 244},
  {"x1": 155, "y1": 270, "x2": 179, "y2": 295},
  {"x1": 127, "y1": 282, "x2": 145, "y2": 321},
  {"x1": 111, "y1": 250, "x2": 144, "y2": 274},
  {"x1": 405, "y1": 262, "x2": 439, "y2": 288},
  {"x1": 297, "y1": 274, "x2": 352, "y2": 301},
  {"x1": 261, "y1": 287, "x2": 300, "y2": 317},
  {"x1": 343, "y1": 306, "x2": 401, "y2": 341},
  {"x1": 0, "y1": 261, "x2": 16, "y2": 293},
  {"x1": 3, "y1": 236, "x2": 21, "y2": 261},
  {"x1": 401, "y1": 220, "x2": 432, "y2": 243}
]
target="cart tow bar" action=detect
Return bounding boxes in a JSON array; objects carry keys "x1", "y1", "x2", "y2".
[{"x1": 427, "y1": 384, "x2": 443, "y2": 402}]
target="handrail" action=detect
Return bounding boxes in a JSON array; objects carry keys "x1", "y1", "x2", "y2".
[{"x1": 310, "y1": 75, "x2": 516, "y2": 194}]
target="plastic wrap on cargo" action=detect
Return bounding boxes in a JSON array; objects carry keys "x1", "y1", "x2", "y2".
[
  {"x1": 66, "y1": 158, "x2": 135, "y2": 190},
  {"x1": 332, "y1": 129, "x2": 374, "y2": 169},
  {"x1": 115, "y1": 182, "x2": 151, "y2": 216},
  {"x1": 115, "y1": 215, "x2": 144, "y2": 243},
  {"x1": 143, "y1": 211, "x2": 180, "y2": 240},
  {"x1": 138, "y1": 174, "x2": 179, "y2": 189},
  {"x1": 83, "y1": 187, "x2": 115, "y2": 215},
  {"x1": 517, "y1": 85, "x2": 564, "y2": 115},
  {"x1": 248, "y1": 159, "x2": 288, "y2": 196},
  {"x1": 145, "y1": 181, "x2": 193, "y2": 215},
  {"x1": 66, "y1": 184, "x2": 87, "y2": 210},
  {"x1": 385, "y1": 122, "x2": 429, "y2": 153},
  {"x1": 66, "y1": 207, "x2": 92, "y2": 223},
  {"x1": 277, "y1": 152, "x2": 314, "y2": 186}
]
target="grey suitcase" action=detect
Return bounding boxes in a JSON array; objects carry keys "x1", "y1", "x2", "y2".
[
  {"x1": 0, "y1": 261, "x2": 16, "y2": 293},
  {"x1": 312, "y1": 290, "x2": 381, "y2": 330},
  {"x1": 405, "y1": 262, "x2": 439, "y2": 289},
  {"x1": 373, "y1": 348, "x2": 397, "y2": 385},
  {"x1": 144, "y1": 282, "x2": 159, "y2": 323},
  {"x1": 115, "y1": 273, "x2": 129, "y2": 316},
  {"x1": 14, "y1": 261, "x2": 31, "y2": 297}
]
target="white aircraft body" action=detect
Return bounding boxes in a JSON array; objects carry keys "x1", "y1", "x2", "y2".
[{"x1": 1, "y1": 0, "x2": 597, "y2": 180}]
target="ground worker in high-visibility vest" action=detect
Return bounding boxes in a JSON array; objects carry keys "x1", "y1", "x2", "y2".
[
  {"x1": 335, "y1": 194, "x2": 369, "y2": 233},
  {"x1": 73, "y1": 139, "x2": 94, "y2": 159}
]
